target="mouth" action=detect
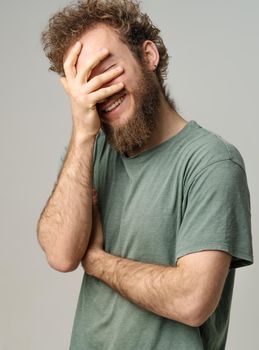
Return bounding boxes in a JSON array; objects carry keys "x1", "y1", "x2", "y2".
[{"x1": 99, "y1": 92, "x2": 127, "y2": 118}]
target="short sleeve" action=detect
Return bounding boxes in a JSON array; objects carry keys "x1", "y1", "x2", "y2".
[{"x1": 176, "y1": 159, "x2": 254, "y2": 269}]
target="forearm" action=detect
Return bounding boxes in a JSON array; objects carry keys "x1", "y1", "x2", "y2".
[
  {"x1": 85, "y1": 251, "x2": 197, "y2": 326},
  {"x1": 37, "y1": 132, "x2": 96, "y2": 271}
]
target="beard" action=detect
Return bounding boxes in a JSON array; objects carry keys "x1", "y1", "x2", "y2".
[{"x1": 99, "y1": 65, "x2": 161, "y2": 155}]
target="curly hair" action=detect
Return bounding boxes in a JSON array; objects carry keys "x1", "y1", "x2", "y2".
[{"x1": 41, "y1": 0, "x2": 176, "y2": 109}]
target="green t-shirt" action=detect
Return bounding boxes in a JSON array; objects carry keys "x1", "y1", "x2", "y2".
[{"x1": 64, "y1": 120, "x2": 253, "y2": 350}]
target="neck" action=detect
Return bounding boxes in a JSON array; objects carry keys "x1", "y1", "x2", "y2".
[{"x1": 126, "y1": 92, "x2": 188, "y2": 157}]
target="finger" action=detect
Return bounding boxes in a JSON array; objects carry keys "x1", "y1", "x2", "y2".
[
  {"x1": 76, "y1": 48, "x2": 109, "y2": 84},
  {"x1": 63, "y1": 41, "x2": 82, "y2": 81},
  {"x1": 87, "y1": 82, "x2": 124, "y2": 107},
  {"x1": 85, "y1": 66, "x2": 124, "y2": 93}
]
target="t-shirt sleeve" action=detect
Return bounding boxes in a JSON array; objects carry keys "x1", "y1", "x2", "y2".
[{"x1": 176, "y1": 159, "x2": 254, "y2": 269}]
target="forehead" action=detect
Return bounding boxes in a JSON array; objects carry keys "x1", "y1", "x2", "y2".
[{"x1": 75, "y1": 24, "x2": 129, "y2": 70}]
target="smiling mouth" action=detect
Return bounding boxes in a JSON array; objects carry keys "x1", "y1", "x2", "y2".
[{"x1": 100, "y1": 93, "x2": 127, "y2": 114}]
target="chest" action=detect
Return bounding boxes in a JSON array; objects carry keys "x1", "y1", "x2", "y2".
[{"x1": 95, "y1": 156, "x2": 187, "y2": 265}]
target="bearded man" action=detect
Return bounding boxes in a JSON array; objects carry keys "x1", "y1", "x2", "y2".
[{"x1": 37, "y1": 1, "x2": 253, "y2": 349}]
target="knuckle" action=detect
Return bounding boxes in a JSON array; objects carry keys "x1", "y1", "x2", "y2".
[
  {"x1": 73, "y1": 87, "x2": 81, "y2": 97},
  {"x1": 104, "y1": 71, "x2": 113, "y2": 80},
  {"x1": 87, "y1": 101, "x2": 96, "y2": 110},
  {"x1": 83, "y1": 82, "x2": 92, "y2": 93},
  {"x1": 102, "y1": 87, "x2": 110, "y2": 95},
  {"x1": 94, "y1": 75, "x2": 103, "y2": 85}
]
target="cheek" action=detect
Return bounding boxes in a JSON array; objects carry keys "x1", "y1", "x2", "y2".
[{"x1": 126, "y1": 65, "x2": 144, "y2": 94}]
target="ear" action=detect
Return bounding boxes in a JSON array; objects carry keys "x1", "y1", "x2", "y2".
[{"x1": 142, "y1": 40, "x2": 160, "y2": 71}]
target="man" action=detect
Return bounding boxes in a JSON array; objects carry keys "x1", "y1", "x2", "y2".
[{"x1": 37, "y1": 0, "x2": 254, "y2": 349}]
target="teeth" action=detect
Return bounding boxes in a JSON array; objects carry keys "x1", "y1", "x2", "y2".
[{"x1": 103, "y1": 95, "x2": 125, "y2": 113}]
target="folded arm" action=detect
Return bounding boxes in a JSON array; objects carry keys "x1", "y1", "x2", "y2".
[{"x1": 83, "y1": 233, "x2": 231, "y2": 327}]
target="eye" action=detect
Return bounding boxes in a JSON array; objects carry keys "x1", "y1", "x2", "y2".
[{"x1": 103, "y1": 64, "x2": 117, "y2": 73}]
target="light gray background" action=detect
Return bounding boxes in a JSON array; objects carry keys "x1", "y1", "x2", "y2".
[{"x1": 1, "y1": 1, "x2": 258, "y2": 349}]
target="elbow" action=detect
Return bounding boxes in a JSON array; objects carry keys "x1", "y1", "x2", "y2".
[
  {"x1": 185, "y1": 312, "x2": 210, "y2": 328},
  {"x1": 180, "y1": 301, "x2": 214, "y2": 328},
  {"x1": 37, "y1": 226, "x2": 82, "y2": 273},
  {"x1": 47, "y1": 255, "x2": 80, "y2": 273}
]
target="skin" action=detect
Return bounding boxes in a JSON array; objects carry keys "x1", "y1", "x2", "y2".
[
  {"x1": 82, "y1": 192, "x2": 232, "y2": 327},
  {"x1": 37, "y1": 26, "x2": 128, "y2": 271},
  {"x1": 64, "y1": 23, "x2": 188, "y2": 156},
  {"x1": 38, "y1": 23, "x2": 232, "y2": 326}
]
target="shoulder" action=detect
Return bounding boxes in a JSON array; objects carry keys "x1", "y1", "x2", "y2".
[{"x1": 182, "y1": 121, "x2": 247, "y2": 181}]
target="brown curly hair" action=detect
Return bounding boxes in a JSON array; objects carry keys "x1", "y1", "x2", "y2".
[{"x1": 41, "y1": 0, "x2": 176, "y2": 110}]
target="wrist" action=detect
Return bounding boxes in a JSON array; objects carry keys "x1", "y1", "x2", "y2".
[
  {"x1": 84, "y1": 249, "x2": 108, "y2": 278},
  {"x1": 71, "y1": 127, "x2": 98, "y2": 146}
]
